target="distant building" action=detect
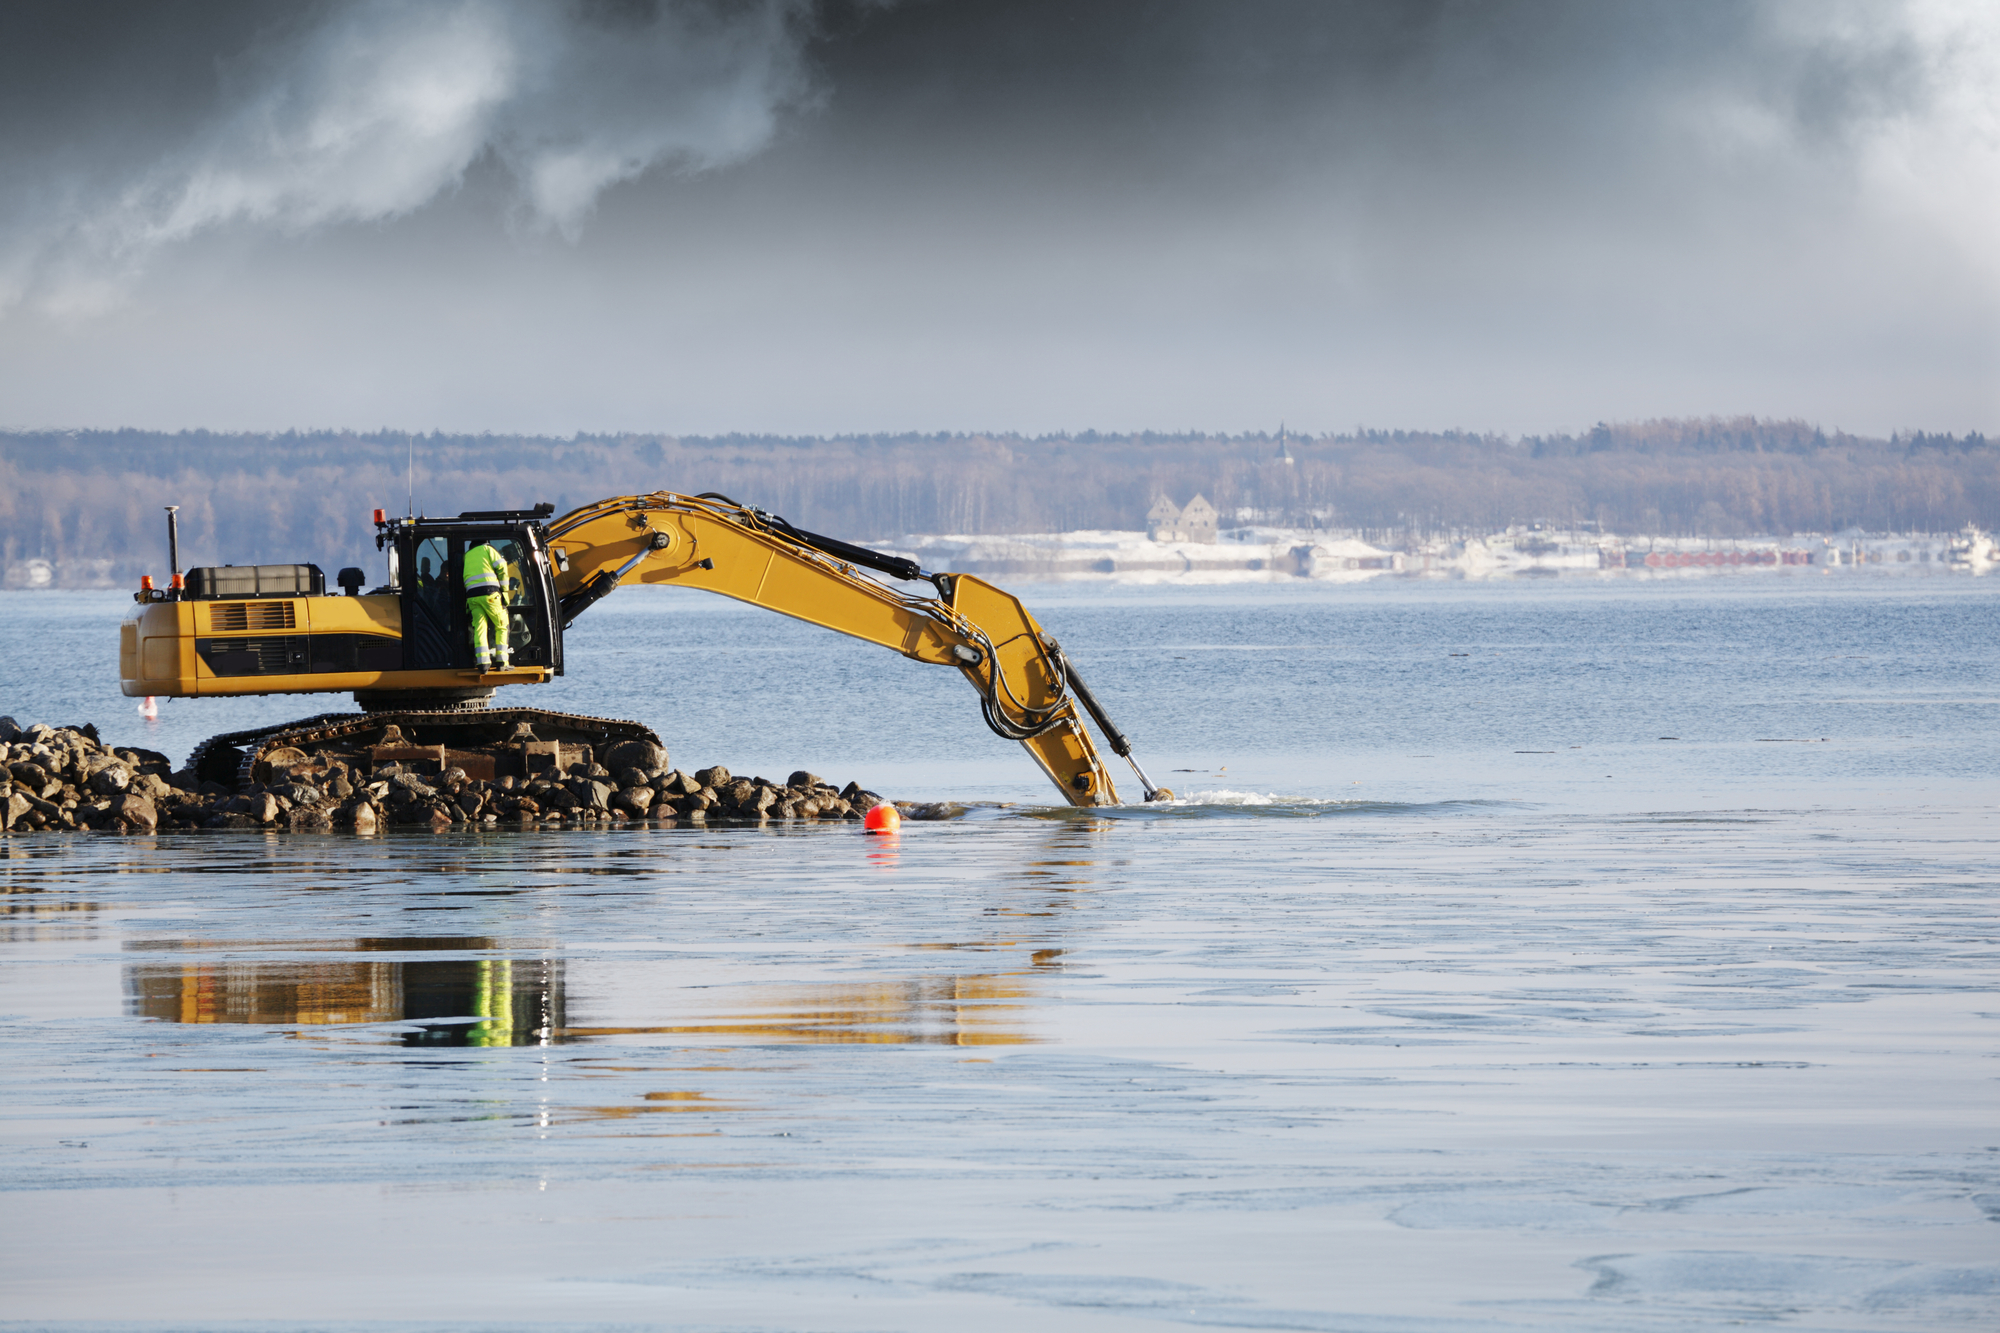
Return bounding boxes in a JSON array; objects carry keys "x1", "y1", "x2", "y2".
[
  {"x1": 1276, "y1": 424, "x2": 1295, "y2": 465},
  {"x1": 1147, "y1": 494, "x2": 1218, "y2": 544},
  {"x1": 1181, "y1": 494, "x2": 1218, "y2": 543}
]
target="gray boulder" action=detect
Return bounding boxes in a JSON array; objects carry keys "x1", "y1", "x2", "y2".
[
  {"x1": 112, "y1": 793, "x2": 158, "y2": 833},
  {"x1": 603, "y1": 739, "x2": 668, "y2": 775},
  {"x1": 611, "y1": 788, "x2": 653, "y2": 815}
]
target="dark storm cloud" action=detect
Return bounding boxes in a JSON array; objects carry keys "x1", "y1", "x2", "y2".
[
  {"x1": 0, "y1": 3, "x2": 1966, "y2": 276},
  {"x1": 1, "y1": 0, "x2": 826, "y2": 310},
  {"x1": 0, "y1": 1, "x2": 1991, "y2": 433}
]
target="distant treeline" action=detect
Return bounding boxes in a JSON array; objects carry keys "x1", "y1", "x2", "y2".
[{"x1": 2, "y1": 418, "x2": 1995, "y2": 585}]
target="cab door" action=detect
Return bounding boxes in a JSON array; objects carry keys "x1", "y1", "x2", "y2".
[
  {"x1": 482, "y1": 532, "x2": 552, "y2": 669},
  {"x1": 401, "y1": 533, "x2": 461, "y2": 669}
]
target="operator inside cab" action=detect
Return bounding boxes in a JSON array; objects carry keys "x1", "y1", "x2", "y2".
[{"x1": 463, "y1": 540, "x2": 511, "y2": 672}]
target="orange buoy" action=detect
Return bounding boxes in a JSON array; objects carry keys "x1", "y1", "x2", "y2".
[{"x1": 863, "y1": 803, "x2": 901, "y2": 833}]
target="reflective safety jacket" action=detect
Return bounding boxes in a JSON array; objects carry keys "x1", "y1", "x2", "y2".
[{"x1": 463, "y1": 543, "x2": 509, "y2": 598}]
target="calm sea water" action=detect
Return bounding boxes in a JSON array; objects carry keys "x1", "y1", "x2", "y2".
[{"x1": 3, "y1": 577, "x2": 1996, "y2": 1331}]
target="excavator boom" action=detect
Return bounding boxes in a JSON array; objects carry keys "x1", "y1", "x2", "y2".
[{"x1": 544, "y1": 493, "x2": 1148, "y2": 805}]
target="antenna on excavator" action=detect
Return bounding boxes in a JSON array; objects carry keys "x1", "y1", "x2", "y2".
[{"x1": 406, "y1": 431, "x2": 415, "y2": 518}]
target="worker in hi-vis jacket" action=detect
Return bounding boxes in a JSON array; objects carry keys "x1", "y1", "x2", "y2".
[{"x1": 463, "y1": 540, "x2": 511, "y2": 671}]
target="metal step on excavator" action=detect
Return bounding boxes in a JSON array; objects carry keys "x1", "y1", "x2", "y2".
[{"x1": 120, "y1": 493, "x2": 1170, "y2": 805}]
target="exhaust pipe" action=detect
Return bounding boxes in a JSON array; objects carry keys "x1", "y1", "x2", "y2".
[{"x1": 164, "y1": 506, "x2": 182, "y2": 592}]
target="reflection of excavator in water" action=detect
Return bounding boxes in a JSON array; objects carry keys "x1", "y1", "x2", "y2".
[{"x1": 119, "y1": 493, "x2": 1167, "y2": 804}]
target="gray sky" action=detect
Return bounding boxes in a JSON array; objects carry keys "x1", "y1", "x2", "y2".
[{"x1": 0, "y1": 0, "x2": 1993, "y2": 438}]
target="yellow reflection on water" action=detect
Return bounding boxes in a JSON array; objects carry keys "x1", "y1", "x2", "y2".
[
  {"x1": 124, "y1": 941, "x2": 563, "y2": 1047},
  {"x1": 125, "y1": 944, "x2": 1049, "y2": 1048},
  {"x1": 562, "y1": 974, "x2": 1039, "y2": 1047}
]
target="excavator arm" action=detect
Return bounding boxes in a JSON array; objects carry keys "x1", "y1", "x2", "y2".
[{"x1": 542, "y1": 492, "x2": 1166, "y2": 807}]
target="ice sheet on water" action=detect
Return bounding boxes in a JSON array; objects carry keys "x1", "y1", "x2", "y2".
[
  {"x1": 1579, "y1": 1251, "x2": 2000, "y2": 1318},
  {"x1": 1391, "y1": 1195, "x2": 1617, "y2": 1231},
  {"x1": 1642, "y1": 1184, "x2": 1914, "y2": 1215}
]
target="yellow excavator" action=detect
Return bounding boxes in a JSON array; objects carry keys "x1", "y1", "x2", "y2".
[{"x1": 118, "y1": 492, "x2": 1167, "y2": 804}]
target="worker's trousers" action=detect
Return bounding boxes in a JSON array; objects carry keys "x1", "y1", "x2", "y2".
[{"x1": 467, "y1": 593, "x2": 509, "y2": 669}]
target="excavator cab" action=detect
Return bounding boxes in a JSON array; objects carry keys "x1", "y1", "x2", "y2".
[{"x1": 385, "y1": 517, "x2": 561, "y2": 675}]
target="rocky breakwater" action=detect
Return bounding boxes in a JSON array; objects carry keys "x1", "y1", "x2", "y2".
[{"x1": 1, "y1": 717, "x2": 890, "y2": 835}]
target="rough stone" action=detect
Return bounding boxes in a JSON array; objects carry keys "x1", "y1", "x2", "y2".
[
  {"x1": 427, "y1": 807, "x2": 454, "y2": 831},
  {"x1": 603, "y1": 739, "x2": 668, "y2": 775},
  {"x1": 611, "y1": 788, "x2": 654, "y2": 815},
  {"x1": 112, "y1": 793, "x2": 158, "y2": 832},
  {"x1": 0, "y1": 717, "x2": 20, "y2": 744},
  {"x1": 0, "y1": 723, "x2": 903, "y2": 838},
  {"x1": 287, "y1": 806, "x2": 333, "y2": 832}
]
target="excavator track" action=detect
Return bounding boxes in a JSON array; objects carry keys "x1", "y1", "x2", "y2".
[{"x1": 188, "y1": 708, "x2": 661, "y2": 790}]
